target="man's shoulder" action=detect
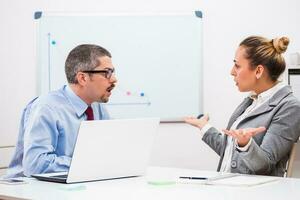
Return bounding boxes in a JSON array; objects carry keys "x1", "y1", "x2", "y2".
[{"x1": 34, "y1": 87, "x2": 68, "y2": 108}]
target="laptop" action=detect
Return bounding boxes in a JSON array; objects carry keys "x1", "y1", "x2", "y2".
[{"x1": 32, "y1": 118, "x2": 159, "y2": 183}]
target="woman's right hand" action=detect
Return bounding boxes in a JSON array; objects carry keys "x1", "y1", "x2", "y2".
[{"x1": 184, "y1": 114, "x2": 209, "y2": 129}]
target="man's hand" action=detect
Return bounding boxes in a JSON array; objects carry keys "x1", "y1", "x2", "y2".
[
  {"x1": 222, "y1": 127, "x2": 266, "y2": 147},
  {"x1": 184, "y1": 114, "x2": 209, "y2": 129}
]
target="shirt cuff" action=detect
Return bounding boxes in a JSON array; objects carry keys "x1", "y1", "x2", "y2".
[
  {"x1": 235, "y1": 137, "x2": 252, "y2": 152},
  {"x1": 199, "y1": 123, "x2": 212, "y2": 138}
]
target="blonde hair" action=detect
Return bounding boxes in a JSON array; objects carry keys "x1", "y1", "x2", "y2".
[
  {"x1": 240, "y1": 36, "x2": 289, "y2": 81},
  {"x1": 272, "y1": 37, "x2": 289, "y2": 53}
]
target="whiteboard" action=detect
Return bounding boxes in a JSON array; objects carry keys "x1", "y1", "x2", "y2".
[{"x1": 35, "y1": 12, "x2": 203, "y2": 119}]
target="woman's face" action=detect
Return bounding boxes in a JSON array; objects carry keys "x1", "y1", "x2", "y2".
[{"x1": 231, "y1": 46, "x2": 258, "y2": 92}]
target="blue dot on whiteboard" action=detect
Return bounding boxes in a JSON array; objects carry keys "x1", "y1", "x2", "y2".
[
  {"x1": 140, "y1": 93, "x2": 145, "y2": 97},
  {"x1": 51, "y1": 41, "x2": 56, "y2": 45}
]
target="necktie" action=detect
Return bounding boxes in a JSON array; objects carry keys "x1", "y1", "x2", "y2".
[{"x1": 85, "y1": 106, "x2": 94, "y2": 120}]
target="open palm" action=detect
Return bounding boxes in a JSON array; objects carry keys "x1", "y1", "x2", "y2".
[{"x1": 222, "y1": 127, "x2": 266, "y2": 147}]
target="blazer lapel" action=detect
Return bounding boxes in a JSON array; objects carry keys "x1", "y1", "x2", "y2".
[
  {"x1": 218, "y1": 97, "x2": 253, "y2": 171},
  {"x1": 226, "y1": 97, "x2": 253, "y2": 129}
]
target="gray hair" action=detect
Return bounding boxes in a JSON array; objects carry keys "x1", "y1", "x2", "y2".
[{"x1": 65, "y1": 44, "x2": 111, "y2": 84}]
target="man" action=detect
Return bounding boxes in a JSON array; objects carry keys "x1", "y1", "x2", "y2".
[{"x1": 4, "y1": 44, "x2": 117, "y2": 178}]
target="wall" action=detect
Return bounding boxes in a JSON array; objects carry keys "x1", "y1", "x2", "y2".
[{"x1": 1, "y1": 0, "x2": 300, "y2": 174}]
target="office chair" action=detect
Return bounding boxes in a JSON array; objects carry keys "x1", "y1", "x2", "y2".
[{"x1": 285, "y1": 143, "x2": 298, "y2": 177}]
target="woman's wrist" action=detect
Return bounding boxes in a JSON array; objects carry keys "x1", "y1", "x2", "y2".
[{"x1": 199, "y1": 123, "x2": 212, "y2": 134}]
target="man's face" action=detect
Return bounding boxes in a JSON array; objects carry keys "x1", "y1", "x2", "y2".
[{"x1": 85, "y1": 56, "x2": 117, "y2": 103}]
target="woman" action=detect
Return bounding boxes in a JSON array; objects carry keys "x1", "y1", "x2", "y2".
[{"x1": 185, "y1": 36, "x2": 300, "y2": 176}]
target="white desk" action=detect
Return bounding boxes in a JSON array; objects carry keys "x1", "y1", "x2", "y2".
[{"x1": 1, "y1": 167, "x2": 300, "y2": 200}]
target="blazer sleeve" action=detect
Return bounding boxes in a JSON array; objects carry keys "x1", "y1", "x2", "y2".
[
  {"x1": 202, "y1": 127, "x2": 226, "y2": 156},
  {"x1": 231, "y1": 99, "x2": 300, "y2": 175}
]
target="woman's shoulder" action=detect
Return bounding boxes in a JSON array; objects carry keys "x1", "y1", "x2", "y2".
[
  {"x1": 272, "y1": 85, "x2": 299, "y2": 105},
  {"x1": 278, "y1": 91, "x2": 300, "y2": 113}
]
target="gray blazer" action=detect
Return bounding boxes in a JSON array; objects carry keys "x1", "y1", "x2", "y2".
[{"x1": 203, "y1": 86, "x2": 300, "y2": 176}]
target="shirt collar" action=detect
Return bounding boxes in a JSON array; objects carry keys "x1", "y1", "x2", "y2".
[
  {"x1": 249, "y1": 82, "x2": 285, "y2": 102},
  {"x1": 63, "y1": 85, "x2": 89, "y2": 118}
]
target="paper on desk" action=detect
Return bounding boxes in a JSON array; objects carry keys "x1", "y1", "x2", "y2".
[{"x1": 205, "y1": 174, "x2": 279, "y2": 187}]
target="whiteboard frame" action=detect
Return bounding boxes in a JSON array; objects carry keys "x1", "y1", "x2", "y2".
[{"x1": 34, "y1": 11, "x2": 203, "y2": 119}]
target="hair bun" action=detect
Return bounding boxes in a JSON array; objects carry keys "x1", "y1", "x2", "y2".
[{"x1": 272, "y1": 37, "x2": 289, "y2": 54}]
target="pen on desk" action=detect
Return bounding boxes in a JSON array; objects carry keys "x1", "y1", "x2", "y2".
[{"x1": 179, "y1": 176, "x2": 208, "y2": 180}]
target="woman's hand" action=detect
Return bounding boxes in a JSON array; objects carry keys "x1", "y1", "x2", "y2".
[
  {"x1": 184, "y1": 114, "x2": 209, "y2": 129},
  {"x1": 222, "y1": 127, "x2": 266, "y2": 147}
]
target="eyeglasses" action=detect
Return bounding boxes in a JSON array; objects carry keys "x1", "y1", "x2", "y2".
[{"x1": 81, "y1": 68, "x2": 115, "y2": 79}]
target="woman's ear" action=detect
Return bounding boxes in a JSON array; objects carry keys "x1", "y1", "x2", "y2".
[{"x1": 255, "y1": 65, "x2": 264, "y2": 79}]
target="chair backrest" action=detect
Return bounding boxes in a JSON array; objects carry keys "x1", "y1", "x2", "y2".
[{"x1": 285, "y1": 143, "x2": 298, "y2": 177}]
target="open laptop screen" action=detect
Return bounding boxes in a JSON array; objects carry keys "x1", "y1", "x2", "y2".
[{"x1": 32, "y1": 118, "x2": 160, "y2": 183}]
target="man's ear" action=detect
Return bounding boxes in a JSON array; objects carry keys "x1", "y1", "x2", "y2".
[
  {"x1": 255, "y1": 65, "x2": 264, "y2": 79},
  {"x1": 76, "y1": 72, "x2": 89, "y2": 86}
]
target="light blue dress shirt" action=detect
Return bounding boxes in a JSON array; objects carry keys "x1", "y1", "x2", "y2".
[{"x1": 4, "y1": 85, "x2": 109, "y2": 178}]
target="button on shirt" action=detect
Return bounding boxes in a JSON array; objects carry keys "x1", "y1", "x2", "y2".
[
  {"x1": 4, "y1": 85, "x2": 109, "y2": 178},
  {"x1": 200, "y1": 82, "x2": 285, "y2": 172}
]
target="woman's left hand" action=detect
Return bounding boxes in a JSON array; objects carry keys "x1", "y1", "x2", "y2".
[{"x1": 222, "y1": 127, "x2": 266, "y2": 147}]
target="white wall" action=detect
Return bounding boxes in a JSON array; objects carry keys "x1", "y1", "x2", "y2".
[{"x1": 1, "y1": 0, "x2": 300, "y2": 171}]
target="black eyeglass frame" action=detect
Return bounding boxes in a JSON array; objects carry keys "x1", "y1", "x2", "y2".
[{"x1": 81, "y1": 68, "x2": 115, "y2": 79}]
